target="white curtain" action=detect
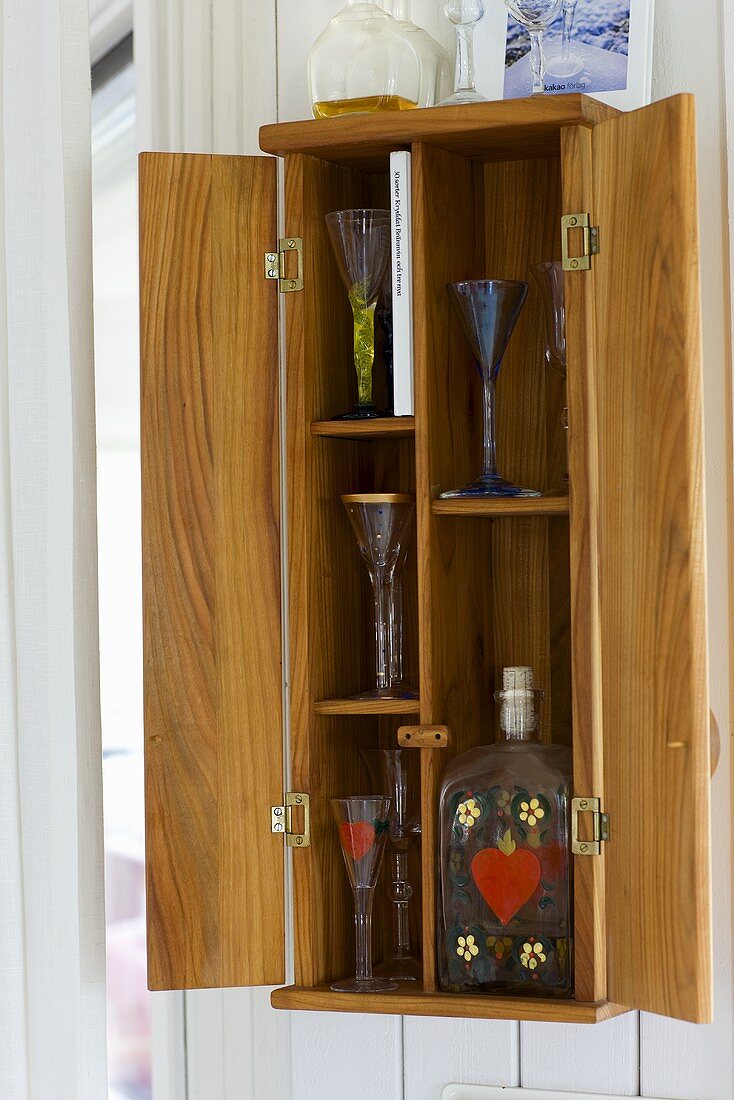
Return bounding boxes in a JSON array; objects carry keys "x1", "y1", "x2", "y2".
[{"x1": 0, "y1": 3, "x2": 107, "y2": 1099}]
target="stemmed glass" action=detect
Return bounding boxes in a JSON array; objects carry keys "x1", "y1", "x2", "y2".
[
  {"x1": 440, "y1": 0, "x2": 487, "y2": 105},
  {"x1": 326, "y1": 209, "x2": 391, "y2": 420},
  {"x1": 361, "y1": 749, "x2": 422, "y2": 980},
  {"x1": 439, "y1": 279, "x2": 540, "y2": 498},
  {"x1": 505, "y1": 0, "x2": 563, "y2": 95},
  {"x1": 530, "y1": 261, "x2": 568, "y2": 494},
  {"x1": 342, "y1": 493, "x2": 418, "y2": 698},
  {"x1": 331, "y1": 797, "x2": 397, "y2": 993},
  {"x1": 545, "y1": 0, "x2": 583, "y2": 79}
]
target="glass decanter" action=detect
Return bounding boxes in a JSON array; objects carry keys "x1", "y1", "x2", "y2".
[
  {"x1": 308, "y1": 1, "x2": 422, "y2": 119},
  {"x1": 438, "y1": 666, "x2": 572, "y2": 996},
  {"x1": 381, "y1": 0, "x2": 452, "y2": 106}
]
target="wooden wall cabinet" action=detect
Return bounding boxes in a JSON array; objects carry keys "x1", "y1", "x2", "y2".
[{"x1": 140, "y1": 94, "x2": 713, "y2": 1025}]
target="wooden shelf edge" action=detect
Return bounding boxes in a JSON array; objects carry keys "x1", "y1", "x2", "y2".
[
  {"x1": 270, "y1": 985, "x2": 630, "y2": 1024},
  {"x1": 432, "y1": 496, "x2": 569, "y2": 517},
  {"x1": 259, "y1": 96, "x2": 619, "y2": 162},
  {"x1": 311, "y1": 417, "x2": 415, "y2": 439},
  {"x1": 314, "y1": 697, "x2": 421, "y2": 716}
]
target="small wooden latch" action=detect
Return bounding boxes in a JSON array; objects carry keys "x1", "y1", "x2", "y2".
[{"x1": 397, "y1": 725, "x2": 450, "y2": 748}]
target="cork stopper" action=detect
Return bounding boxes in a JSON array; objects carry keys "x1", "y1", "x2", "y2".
[{"x1": 499, "y1": 666, "x2": 537, "y2": 735}]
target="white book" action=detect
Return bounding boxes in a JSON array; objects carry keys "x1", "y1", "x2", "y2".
[{"x1": 390, "y1": 150, "x2": 413, "y2": 417}]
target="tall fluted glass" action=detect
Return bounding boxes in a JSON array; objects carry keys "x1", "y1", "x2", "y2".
[
  {"x1": 342, "y1": 493, "x2": 418, "y2": 698},
  {"x1": 439, "y1": 279, "x2": 540, "y2": 498},
  {"x1": 326, "y1": 209, "x2": 391, "y2": 420},
  {"x1": 331, "y1": 797, "x2": 396, "y2": 993},
  {"x1": 531, "y1": 260, "x2": 568, "y2": 494}
]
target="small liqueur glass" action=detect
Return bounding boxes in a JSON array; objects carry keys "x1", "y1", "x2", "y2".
[
  {"x1": 440, "y1": 0, "x2": 487, "y2": 105},
  {"x1": 530, "y1": 260, "x2": 568, "y2": 494},
  {"x1": 544, "y1": 0, "x2": 583, "y2": 79},
  {"x1": 331, "y1": 797, "x2": 397, "y2": 993},
  {"x1": 342, "y1": 493, "x2": 418, "y2": 699},
  {"x1": 439, "y1": 279, "x2": 540, "y2": 498},
  {"x1": 505, "y1": 0, "x2": 563, "y2": 95},
  {"x1": 361, "y1": 749, "x2": 422, "y2": 980},
  {"x1": 326, "y1": 209, "x2": 391, "y2": 420}
]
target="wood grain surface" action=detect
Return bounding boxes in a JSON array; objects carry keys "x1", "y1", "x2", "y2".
[
  {"x1": 141, "y1": 153, "x2": 284, "y2": 989},
  {"x1": 561, "y1": 124, "x2": 607, "y2": 1003},
  {"x1": 591, "y1": 95, "x2": 712, "y2": 1021},
  {"x1": 270, "y1": 984, "x2": 627, "y2": 1023},
  {"x1": 260, "y1": 96, "x2": 618, "y2": 168},
  {"x1": 432, "y1": 497, "x2": 569, "y2": 516}
]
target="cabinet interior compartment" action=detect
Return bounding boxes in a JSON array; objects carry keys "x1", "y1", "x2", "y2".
[
  {"x1": 286, "y1": 142, "x2": 573, "y2": 997},
  {"x1": 413, "y1": 143, "x2": 572, "y2": 993},
  {"x1": 285, "y1": 151, "x2": 422, "y2": 988}
]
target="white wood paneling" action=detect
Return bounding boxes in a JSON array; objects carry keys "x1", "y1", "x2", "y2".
[
  {"x1": 404, "y1": 1018, "x2": 519, "y2": 1100},
  {"x1": 150, "y1": 991, "x2": 187, "y2": 1100},
  {"x1": 442, "y1": 1088, "x2": 666, "y2": 1100},
  {"x1": 289, "y1": 1012, "x2": 403, "y2": 1100},
  {"x1": 212, "y1": 0, "x2": 276, "y2": 154},
  {"x1": 520, "y1": 1016, "x2": 639, "y2": 1095},
  {"x1": 186, "y1": 989, "x2": 290, "y2": 1100}
]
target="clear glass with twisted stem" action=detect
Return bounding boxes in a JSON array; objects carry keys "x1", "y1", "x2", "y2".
[
  {"x1": 440, "y1": 0, "x2": 487, "y2": 105},
  {"x1": 361, "y1": 748, "x2": 422, "y2": 980}
]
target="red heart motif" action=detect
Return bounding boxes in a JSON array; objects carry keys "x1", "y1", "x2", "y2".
[
  {"x1": 339, "y1": 821, "x2": 376, "y2": 861},
  {"x1": 471, "y1": 844, "x2": 542, "y2": 926}
]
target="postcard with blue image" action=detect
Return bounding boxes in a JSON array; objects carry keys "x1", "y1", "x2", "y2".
[{"x1": 504, "y1": 0, "x2": 630, "y2": 99}]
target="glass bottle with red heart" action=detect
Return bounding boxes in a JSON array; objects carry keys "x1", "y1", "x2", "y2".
[{"x1": 437, "y1": 666, "x2": 572, "y2": 996}]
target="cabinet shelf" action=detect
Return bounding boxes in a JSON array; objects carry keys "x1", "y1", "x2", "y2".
[
  {"x1": 259, "y1": 96, "x2": 617, "y2": 168},
  {"x1": 270, "y1": 984, "x2": 627, "y2": 1024},
  {"x1": 310, "y1": 417, "x2": 415, "y2": 439},
  {"x1": 313, "y1": 697, "x2": 421, "y2": 716},
  {"x1": 432, "y1": 496, "x2": 569, "y2": 518}
]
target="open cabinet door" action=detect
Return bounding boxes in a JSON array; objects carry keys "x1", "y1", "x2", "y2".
[
  {"x1": 589, "y1": 96, "x2": 712, "y2": 1021},
  {"x1": 140, "y1": 154, "x2": 284, "y2": 990}
]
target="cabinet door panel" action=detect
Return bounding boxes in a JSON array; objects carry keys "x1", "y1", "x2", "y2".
[
  {"x1": 141, "y1": 153, "x2": 284, "y2": 990},
  {"x1": 590, "y1": 95, "x2": 712, "y2": 1021}
]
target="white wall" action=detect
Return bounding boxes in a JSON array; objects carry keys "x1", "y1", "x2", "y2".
[{"x1": 134, "y1": 1, "x2": 733, "y2": 1096}]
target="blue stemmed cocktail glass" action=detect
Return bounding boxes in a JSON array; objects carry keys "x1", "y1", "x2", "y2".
[{"x1": 439, "y1": 278, "x2": 540, "y2": 499}]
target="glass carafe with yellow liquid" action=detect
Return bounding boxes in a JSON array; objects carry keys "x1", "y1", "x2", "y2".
[
  {"x1": 308, "y1": 0, "x2": 422, "y2": 119},
  {"x1": 381, "y1": 0, "x2": 452, "y2": 106}
]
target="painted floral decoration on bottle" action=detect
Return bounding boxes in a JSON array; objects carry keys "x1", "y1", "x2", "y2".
[{"x1": 438, "y1": 667, "x2": 572, "y2": 996}]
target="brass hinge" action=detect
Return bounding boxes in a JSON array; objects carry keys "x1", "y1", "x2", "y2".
[
  {"x1": 571, "y1": 796, "x2": 609, "y2": 856},
  {"x1": 271, "y1": 791, "x2": 310, "y2": 847},
  {"x1": 561, "y1": 213, "x2": 599, "y2": 272},
  {"x1": 264, "y1": 236, "x2": 303, "y2": 292}
]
